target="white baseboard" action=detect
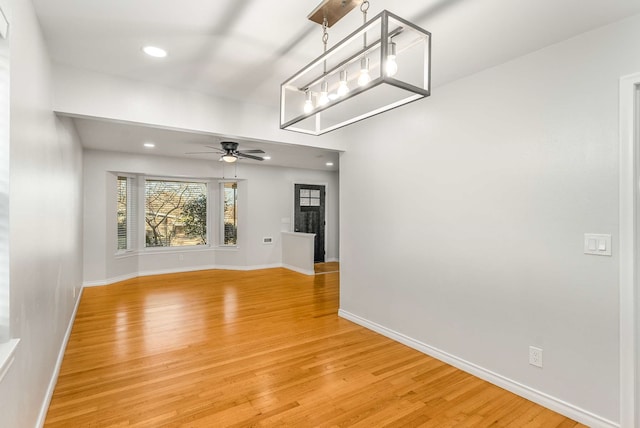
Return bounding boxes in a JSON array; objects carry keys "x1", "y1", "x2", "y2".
[
  {"x1": 282, "y1": 264, "x2": 315, "y2": 276},
  {"x1": 326, "y1": 258, "x2": 340, "y2": 263},
  {"x1": 338, "y1": 309, "x2": 619, "y2": 428},
  {"x1": 83, "y1": 272, "x2": 138, "y2": 287},
  {"x1": 83, "y1": 264, "x2": 286, "y2": 287},
  {"x1": 212, "y1": 263, "x2": 282, "y2": 272},
  {"x1": 137, "y1": 264, "x2": 219, "y2": 277},
  {"x1": 37, "y1": 287, "x2": 84, "y2": 428}
]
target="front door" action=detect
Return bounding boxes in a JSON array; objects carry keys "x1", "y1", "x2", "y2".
[{"x1": 294, "y1": 184, "x2": 325, "y2": 263}]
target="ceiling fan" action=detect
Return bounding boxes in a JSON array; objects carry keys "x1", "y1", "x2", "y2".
[{"x1": 187, "y1": 141, "x2": 266, "y2": 163}]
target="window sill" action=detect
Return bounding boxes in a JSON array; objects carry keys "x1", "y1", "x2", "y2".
[
  {"x1": 216, "y1": 245, "x2": 239, "y2": 251},
  {"x1": 142, "y1": 246, "x2": 212, "y2": 254},
  {"x1": 113, "y1": 246, "x2": 239, "y2": 257},
  {"x1": 0, "y1": 338, "x2": 20, "y2": 384},
  {"x1": 115, "y1": 246, "x2": 211, "y2": 257}
]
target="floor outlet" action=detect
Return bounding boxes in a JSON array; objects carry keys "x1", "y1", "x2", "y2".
[{"x1": 529, "y1": 346, "x2": 543, "y2": 368}]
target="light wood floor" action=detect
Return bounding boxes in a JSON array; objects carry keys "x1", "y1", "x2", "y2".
[
  {"x1": 45, "y1": 268, "x2": 585, "y2": 427},
  {"x1": 314, "y1": 262, "x2": 340, "y2": 274}
]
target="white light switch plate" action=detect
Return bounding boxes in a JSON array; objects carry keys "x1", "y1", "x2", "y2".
[{"x1": 584, "y1": 234, "x2": 611, "y2": 256}]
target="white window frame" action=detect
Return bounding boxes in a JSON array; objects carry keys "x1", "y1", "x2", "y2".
[
  {"x1": 116, "y1": 175, "x2": 136, "y2": 253},
  {"x1": 619, "y1": 72, "x2": 640, "y2": 428},
  {"x1": 0, "y1": 5, "x2": 18, "y2": 382},
  {"x1": 219, "y1": 180, "x2": 238, "y2": 247}
]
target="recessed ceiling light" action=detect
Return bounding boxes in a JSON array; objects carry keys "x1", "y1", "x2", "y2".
[
  {"x1": 326, "y1": 162, "x2": 334, "y2": 166},
  {"x1": 263, "y1": 156, "x2": 271, "y2": 160},
  {"x1": 144, "y1": 142, "x2": 155, "y2": 148},
  {"x1": 142, "y1": 46, "x2": 167, "y2": 58}
]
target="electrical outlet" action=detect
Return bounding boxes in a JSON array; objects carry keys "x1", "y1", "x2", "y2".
[{"x1": 529, "y1": 346, "x2": 543, "y2": 368}]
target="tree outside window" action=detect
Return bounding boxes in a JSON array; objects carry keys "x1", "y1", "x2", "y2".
[
  {"x1": 145, "y1": 180, "x2": 207, "y2": 247},
  {"x1": 117, "y1": 176, "x2": 128, "y2": 250},
  {"x1": 182, "y1": 194, "x2": 207, "y2": 244},
  {"x1": 223, "y1": 182, "x2": 238, "y2": 245}
]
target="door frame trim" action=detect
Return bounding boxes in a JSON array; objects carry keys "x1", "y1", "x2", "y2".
[
  {"x1": 292, "y1": 181, "x2": 330, "y2": 263},
  {"x1": 619, "y1": 71, "x2": 640, "y2": 428}
]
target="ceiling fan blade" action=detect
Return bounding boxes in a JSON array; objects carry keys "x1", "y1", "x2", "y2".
[
  {"x1": 204, "y1": 145, "x2": 225, "y2": 152},
  {"x1": 238, "y1": 153, "x2": 265, "y2": 161},
  {"x1": 238, "y1": 149, "x2": 265, "y2": 154},
  {"x1": 185, "y1": 151, "x2": 220, "y2": 154}
]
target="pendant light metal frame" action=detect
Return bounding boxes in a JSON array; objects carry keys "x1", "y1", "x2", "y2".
[{"x1": 280, "y1": 9, "x2": 431, "y2": 136}]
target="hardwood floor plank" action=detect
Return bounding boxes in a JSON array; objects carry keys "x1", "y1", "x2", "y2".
[
  {"x1": 314, "y1": 262, "x2": 340, "y2": 274},
  {"x1": 44, "y1": 268, "x2": 586, "y2": 427}
]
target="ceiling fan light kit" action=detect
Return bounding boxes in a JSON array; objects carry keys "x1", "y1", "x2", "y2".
[
  {"x1": 280, "y1": 0, "x2": 431, "y2": 136},
  {"x1": 222, "y1": 154, "x2": 238, "y2": 163}
]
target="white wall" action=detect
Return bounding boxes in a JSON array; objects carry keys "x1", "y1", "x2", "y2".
[
  {"x1": 339, "y1": 14, "x2": 640, "y2": 425},
  {"x1": 0, "y1": 0, "x2": 10, "y2": 344},
  {"x1": 282, "y1": 232, "x2": 316, "y2": 275},
  {"x1": 0, "y1": 0, "x2": 84, "y2": 426},
  {"x1": 83, "y1": 149, "x2": 338, "y2": 285},
  {"x1": 52, "y1": 65, "x2": 346, "y2": 153}
]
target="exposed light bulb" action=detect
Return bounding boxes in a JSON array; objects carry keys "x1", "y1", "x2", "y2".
[
  {"x1": 385, "y1": 58, "x2": 398, "y2": 76},
  {"x1": 303, "y1": 100, "x2": 314, "y2": 113},
  {"x1": 318, "y1": 95, "x2": 329, "y2": 106},
  {"x1": 303, "y1": 91, "x2": 314, "y2": 114},
  {"x1": 385, "y1": 41, "x2": 398, "y2": 77},
  {"x1": 337, "y1": 81, "x2": 349, "y2": 96},
  {"x1": 318, "y1": 81, "x2": 330, "y2": 106},
  {"x1": 358, "y1": 57, "x2": 371, "y2": 87},
  {"x1": 358, "y1": 70, "x2": 371, "y2": 86},
  {"x1": 337, "y1": 70, "x2": 350, "y2": 96}
]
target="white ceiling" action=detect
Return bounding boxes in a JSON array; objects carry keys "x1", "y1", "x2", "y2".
[
  {"x1": 73, "y1": 117, "x2": 340, "y2": 171},
  {"x1": 32, "y1": 0, "x2": 640, "y2": 168}
]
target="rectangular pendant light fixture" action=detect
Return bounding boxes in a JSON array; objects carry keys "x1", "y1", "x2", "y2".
[{"x1": 280, "y1": 9, "x2": 431, "y2": 136}]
